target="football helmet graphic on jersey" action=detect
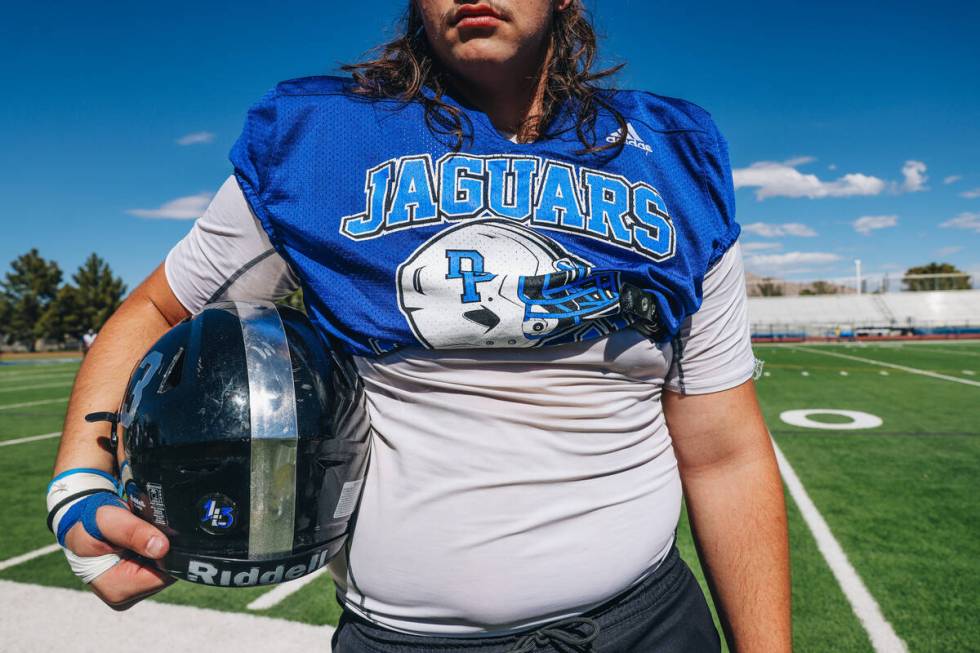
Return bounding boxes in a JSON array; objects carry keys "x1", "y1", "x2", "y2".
[{"x1": 397, "y1": 220, "x2": 621, "y2": 349}]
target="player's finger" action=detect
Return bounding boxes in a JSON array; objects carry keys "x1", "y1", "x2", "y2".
[
  {"x1": 63, "y1": 519, "x2": 120, "y2": 558},
  {"x1": 90, "y1": 557, "x2": 174, "y2": 611},
  {"x1": 95, "y1": 505, "x2": 169, "y2": 559}
]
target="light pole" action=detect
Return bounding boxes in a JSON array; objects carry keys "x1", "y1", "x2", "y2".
[{"x1": 855, "y1": 259, "x2": 862, "y2": 295}]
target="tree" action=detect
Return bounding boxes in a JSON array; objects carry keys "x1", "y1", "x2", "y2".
[
  {"x1": 0, "y1": 249, "x2": 62, "y2": 350},
  {"x1": 902, "y1": 262, "x2": 971, "y2": 291},
  {"x1": 69, "y1": 253, "x2": 127, "y2": 332},
  {"x1": 800, "y1": 280, "x2": 839, "y2": 296},
  {"x1": 36, "y1": 286, "x2": 84, "y2": 344},
  {"x1": 757, "y1": 278, "x2": 784, "y2": 297},
  {"x1": 37, "y1": 254, "x2": 127, "y2": 345},
  {"x1": 0, "y1": 294, "x2": 10, "y2": 334}
]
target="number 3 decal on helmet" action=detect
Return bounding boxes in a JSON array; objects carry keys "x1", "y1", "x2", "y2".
[{"x1": 118, "y1": 350, "x2": 163, "y2": 429}]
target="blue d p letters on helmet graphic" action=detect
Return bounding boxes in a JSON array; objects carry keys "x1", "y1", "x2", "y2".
[
  {"x1": 444, "y1": 250, "x2": 497, "y2": 303},
  {"x1": 397, "y1": 221, "x2": 621, "y2": 349}
]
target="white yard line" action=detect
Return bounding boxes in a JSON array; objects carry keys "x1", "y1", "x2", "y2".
[
  {"x1": 247, "y1": 567, "x2": 329, "y2": 611},
  {"x1": 0, "y1": 371, "x2": 77, "y2": 383},
  {"x1": 772, "y1": 438, "x2": 907, "y2": 653},
  {"x1": 0, "y1": 397, "x2": 68, "y2": 411},
  {"x1": 756, "y1": 340, "x2": 980, "y2": 349},
  {"x1": 0, "y1": 381, "x2": 73, "y2": 394},
  {"x1": 909, "y1": 346, "x2": 980, "y2": 357},
  {"x1": 0, "y1": 431, "x2": 62, "y2": 447},
  {"x1": 0, "y1": 365, "x2": 78, "y2": 374},
  {"x1": 0, "y1": 579, "x2": 335, "y2": 652},
  {"x1": 0, "y1": 544, "x2": 60, "y2": 572},
  {"x1": 793, "y1": 347, "x2": 980, "y2": 388}
]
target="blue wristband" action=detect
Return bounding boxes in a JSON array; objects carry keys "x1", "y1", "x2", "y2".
[{"x1": 56, "y1": 492, "x2": 128, "y2": 547}]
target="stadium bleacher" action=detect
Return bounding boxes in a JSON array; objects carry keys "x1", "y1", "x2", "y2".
[{"x1": 748, "y1": 290, "x2": 980, "y2": 341}]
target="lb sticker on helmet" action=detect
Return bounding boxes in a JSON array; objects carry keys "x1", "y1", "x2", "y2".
[{"x1": 198, "y1": 494, "x2": 238, "y2": 534}]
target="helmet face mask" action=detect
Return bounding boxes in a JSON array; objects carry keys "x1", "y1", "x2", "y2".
[
  {"x1": 119, "y1": 301, "x2": 371, "y2": 587},
  {"x1": 516, "y1": 260, "x2": 620, "y2": 339}
]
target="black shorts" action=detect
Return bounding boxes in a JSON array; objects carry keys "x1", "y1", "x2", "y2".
[{"x1": 330, "y1": 546, "x2": 721, "y2": 652}]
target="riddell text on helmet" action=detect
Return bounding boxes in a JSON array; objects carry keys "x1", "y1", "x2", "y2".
[{"x1": 186, "y1": 549, "x2": 330, "y2": 586}]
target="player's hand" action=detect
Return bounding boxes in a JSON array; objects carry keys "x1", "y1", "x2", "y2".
[{"x1": 63, "y1": 503, "x2": 174, "y2": 610}]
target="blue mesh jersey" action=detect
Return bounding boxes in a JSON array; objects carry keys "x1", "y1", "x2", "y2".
[{"x1": 230, "y1": 76, "x2": 740, "y2": 357}]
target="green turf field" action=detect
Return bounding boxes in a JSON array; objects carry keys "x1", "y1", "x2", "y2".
[{"x1": 1, "y1": 342, "x2": 977, "y2": 651}]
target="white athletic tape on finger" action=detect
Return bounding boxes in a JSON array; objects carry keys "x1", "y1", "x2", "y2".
[{"x1": 63, "y1": 548, "x2": 121, "y2": 584}]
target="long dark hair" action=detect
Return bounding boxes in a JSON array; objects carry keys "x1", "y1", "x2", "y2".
[{"x1": 341, "y1": 1, "x2": 627, "y2": 154}]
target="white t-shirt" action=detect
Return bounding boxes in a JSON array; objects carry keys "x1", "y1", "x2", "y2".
[{"x1": 165, "y1": 176, "x2": 755, "y2": 635}]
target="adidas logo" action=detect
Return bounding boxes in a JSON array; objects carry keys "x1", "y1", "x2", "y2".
[{"x1": 606, "y1": 122, "x2": 652, "y2": 153}]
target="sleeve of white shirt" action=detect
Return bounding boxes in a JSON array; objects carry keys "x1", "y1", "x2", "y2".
[
  {"x1": 164, "y1": 176, "x2": 300, "y2": 315},
  {"x1": 664, "y1": 242, "x2": 755, "y2": 395}
]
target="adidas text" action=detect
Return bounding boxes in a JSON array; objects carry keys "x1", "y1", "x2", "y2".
[{"x1": 606, "y1": 122, "x2": 652, "y2": 153}]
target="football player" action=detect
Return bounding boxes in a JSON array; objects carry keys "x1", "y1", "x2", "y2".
[{"x1": 50, "y1": 1, "x2": 791, "y2": 650}]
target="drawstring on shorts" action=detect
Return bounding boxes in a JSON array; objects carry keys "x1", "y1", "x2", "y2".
[{"x1": 506, "y1": 616, "x2": 600, "y2": 652}]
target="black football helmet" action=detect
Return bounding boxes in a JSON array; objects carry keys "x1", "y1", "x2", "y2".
[{"x1": 116, "y1": 300, "x2": 371, "y2": 587}]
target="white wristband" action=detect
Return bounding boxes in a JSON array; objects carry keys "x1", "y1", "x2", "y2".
[
  {"x1": 47, "y1": 470, "x2": 119, "y2": 539},
  {"x1": 62, "y1": 548, "x2": 121, "y2": 584}
]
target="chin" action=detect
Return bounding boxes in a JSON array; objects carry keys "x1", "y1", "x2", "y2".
[{"x1": 450, "y1": 40, "x2": 518, "y2": 69}]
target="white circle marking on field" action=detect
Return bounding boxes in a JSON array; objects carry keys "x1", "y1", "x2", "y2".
[{"x1": 779, "y1": 409, "x2": 883, "y2": 431}]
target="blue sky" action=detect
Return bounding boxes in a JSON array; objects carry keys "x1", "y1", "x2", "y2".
[{"x1": 2, "y1": 0, "x2": 978, "y2": 291}]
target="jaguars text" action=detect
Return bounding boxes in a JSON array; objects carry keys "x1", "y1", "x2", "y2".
[{"x1": 340, "y1": 154, "x2": 676, "y2": 262}]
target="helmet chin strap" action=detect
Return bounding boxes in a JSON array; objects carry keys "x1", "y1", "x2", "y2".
[{"x1": 85, "y1": 411, "x2": 121, "y2": 471}]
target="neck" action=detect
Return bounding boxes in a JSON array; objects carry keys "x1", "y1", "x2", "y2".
[{"x1": 449, "y1": 44, "x2": 552, "y2": 142}]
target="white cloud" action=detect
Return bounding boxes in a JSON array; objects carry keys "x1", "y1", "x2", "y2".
[
  {"x1": 960, "y1": 187, "x2": 980, "y2": 199},
  {"x1": 176, "y1": 131, "x2": 216, "y2": 146},
  {"x1": 741, "y1": 241, "x2": 783, "y2": 252},
  {"x1": 900, "y1": 160, "x2": 928, "y2": 192},
  {"x1": 733, "y1": 159, "x2": 887, "y2": 200},
  {"x1": 943, "y1": 175, "x2": 962, "y2": 185},
  {"x1": 853, "y1": 214, "x2": 898, "y2": 235},
  {"x1": 828, "y1": 164, "x2": 838, "y2": 171},
  {"x1": 940, "y1": 212, "x2": 980, "y2": 233},
  {"x1": 780, "y1": 223, "x2": 819, "y2": 237},
  {"x1": 742, "y1": 222, "x2": 817, "y2": 238},
  {"x1": 744, "y1": 251, "x2": 841, "y2": 271},
  {"x1": 127, "y1": 192, "x2": 213, "y2": 219},
  {"x1": 783, "y1": 156, "x2": 816, "y2": 167},
  {"x1": 936, "y1": 245, "x2": 963, "y2": 256}
]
